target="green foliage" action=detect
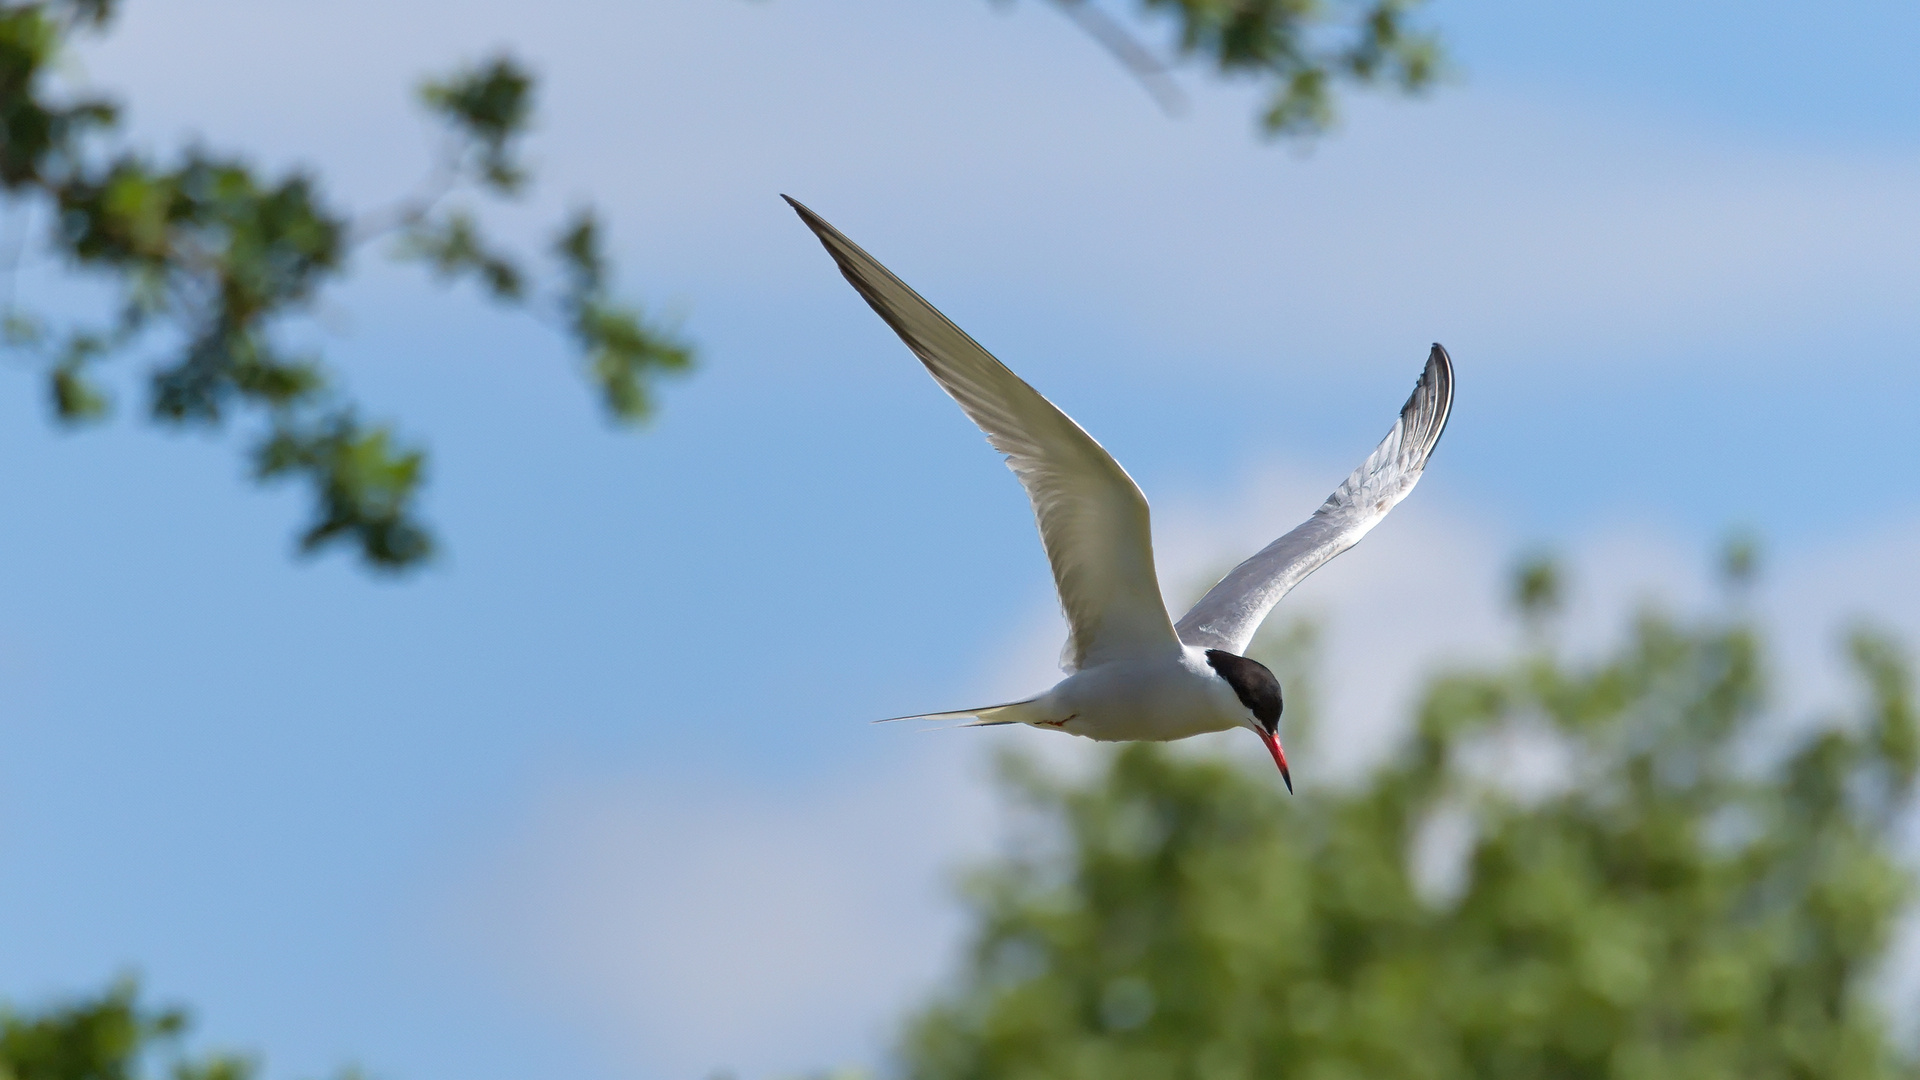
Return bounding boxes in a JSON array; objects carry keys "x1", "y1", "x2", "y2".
[
  {"x1": 1510, "y1": 553, "x2": 1563, "y2": 620},
  {"x1": 901, "y1": 564, "x2": 1920, "y2": 1079},
  {"x1": 0, "y1": 3, "x2": 116, "y2": 191},
  {"x1": 1052, "y1": 0, "x2": 1442, "y2": 135},
  {"x1": 0, "y1": 981, "x2": 253, "y2": 1080},
  {"x1": 256, "y1": 414, "x2": 431, "y2": 567},
  {"x1": 419, "y1": 55, "x2": 533, "y2": 194},
  {"x1": 398, "y1": 210, "x2": 523, "y2": 300},
  {"x1": 0, "y1": 2, "x2": 691, "y2": 571},
  {"x1": 1722, "y1": 533, "x2": 1761, "y2": 592},
  {"x1": 553, "y1": 210, "x2": 693, "y2": 423},
  {"x1": 0, "y1": 0, "x2": 1451, "y2": 571}
]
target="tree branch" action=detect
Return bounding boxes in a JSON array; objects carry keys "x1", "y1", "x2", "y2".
[{"x1": 1049, "y1": 0, "x2": 1188, "y2": 117}]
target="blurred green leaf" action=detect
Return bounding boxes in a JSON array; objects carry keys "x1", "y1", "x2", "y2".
[
  {"x1": 553, "y1": 209, "x2": 693, "y2": 423},
  {"x1": 3, "y1": 0, "x2": 1441, "y2": 572},
  {"x1": 256, "y1": 414, "x2": 432, "y2": 569},
  {"x1": 0, "y1": 981, "x2": 196, "y2": 1080},
  {"x1": 49, "y1": 329, "x2": 108, "y2": 421},
  {"x1": 1721, "y1": 530, "x2": 1761, "y2": 590},
  {"x1": 901, "y1": 557, "x2": 1920, "y2": 1079},
  {"x1": 0, "y1": 5, "x2": 685, "y2": 571},
  {"x1": 1071, "y1": 0, "x2": 1444, "y2": 136},
  {"x1": 419, "y1": 55, "x2": 533, "y2": 194},
  {"x1": 1512, "y1": 552, "x2": 1563, "y2": 623},
  {"x1": 397, "y1": 209, "x2": 524, "y2": 300}
]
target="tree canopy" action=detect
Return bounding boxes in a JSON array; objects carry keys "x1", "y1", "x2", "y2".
[
  {"x1": 897, "y1": 554, "x2": 1920, "y2": 1080},
  {"x1": 1, "y1": 0, "x2": 691, "y2": 567},
  {"x1": 5, "y1": 554, "x2": 1917, "y2": 1080},
  {"x1": 0, "y1": 982, "x2": 255, "y2": 1080}
]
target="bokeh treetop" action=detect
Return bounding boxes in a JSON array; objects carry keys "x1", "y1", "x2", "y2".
[
  {"x1": 5, "y1": 555, "x2": 1914, "y2": 1079},
  {"x1": 902, "y1": 554, "x2": 1920, "y2": 1080}
]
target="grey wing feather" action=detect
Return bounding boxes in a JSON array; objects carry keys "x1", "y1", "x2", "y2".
[
  {"x1": 786, "y1": 197, "x2": 1182, "y2": 671},
  {"x1": 1176, "y1": 345, "x2": 1454, "y2": 656}
]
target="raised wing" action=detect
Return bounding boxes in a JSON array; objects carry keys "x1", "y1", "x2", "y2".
[
  {"x1": 786, "y1": 197, "x2": 1181, "y2": 671},
  {"x1": 1177, "y1": 345, "x2": 1454, "y2": 656}
]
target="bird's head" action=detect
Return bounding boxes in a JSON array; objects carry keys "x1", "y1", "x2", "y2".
[{"x1": 1204, "y1": 648, "x2": 1290, "y2": 793}]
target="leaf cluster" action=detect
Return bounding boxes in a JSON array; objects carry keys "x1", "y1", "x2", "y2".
[
  {"x1": 1050, "y1": 0, "x2": 1441, "y2": 135},
  {"x1": 0, "y1": 982, "x2": 251, "y2": 1080},
  {"x1": 901, "y1": 560, "x2": 1920, "y2": 1079},
  {"x1": 0, "y1": 3, "x2": 691, "y2": 570},
  {"x1": 1161, "y1": 0, "x2": 1439, "y2": 133},
  {"x1": 419, "y1": 57, "x2": 533, "y2": 194},
  {"x1": 552, "y1": 210, "x2": 692, "y2": 423}
]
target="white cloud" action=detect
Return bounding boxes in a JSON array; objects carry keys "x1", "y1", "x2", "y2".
[
  {"x1": 446, "y1": 739, "x2": 1011, "y2": 1080},
  {"x1": 446, "y1": 466, "x2": 1920, "y2": 1078},
  {"x1": 66, "y1": 0, "x2": 1920, "y2": 385},
  {"x1": 439, "y1": 459, "x2": 1504, "y2": 1080},
  {"x1": 1768, "y1": 513, "x2": 1920, "y2": 718}
]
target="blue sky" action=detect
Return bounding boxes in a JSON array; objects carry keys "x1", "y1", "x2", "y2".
[{"x1": 3, "y1": 2, "x2": 1920, "y2": 1078}]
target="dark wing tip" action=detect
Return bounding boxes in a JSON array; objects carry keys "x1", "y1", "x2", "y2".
[
  {"x1": 783, "y1": 194, "x2": 833, "y2": 239},
  {"x1": 778, "y1": 196, "x2": 939, "y2": 355},
  {"x1": 1405, "y1": 342, "x2": 1455, "y2": 459},
  {"x1": 779, "y1": 196, "x2": 893, "y2": 308},
  {"x1": 1427, "y1": 343, "x2": 1454, "y2": 400}
]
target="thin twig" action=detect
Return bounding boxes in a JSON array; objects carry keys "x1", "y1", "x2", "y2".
[
  {"x1": 1050, "y1": 0, "x2": 1188, "y2": 117},
  {"x1": 345, "y1": 133, "x2": 462, "y2": 248}
]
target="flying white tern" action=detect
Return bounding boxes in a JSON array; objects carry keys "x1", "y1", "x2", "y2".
[{"x1": 788, "y1": 196, "x2": 1454, "y2": 791}]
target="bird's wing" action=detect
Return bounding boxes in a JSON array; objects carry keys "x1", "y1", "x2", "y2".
[
  {"x1": 786, "y1": 197, "x2": 1181, "y2": 671},
  {"x1": 1176, "y1": 345, "x2": 1454, "y2": 656}
]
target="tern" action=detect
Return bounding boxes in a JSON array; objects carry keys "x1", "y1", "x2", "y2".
[{"x1": 787, "y1": 197, "x2": 1453, "y2": 792}]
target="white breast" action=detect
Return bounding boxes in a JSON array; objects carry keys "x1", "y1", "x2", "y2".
[{"x1": 1034, "y1": 648, "x2": 1248, "y2": 742}]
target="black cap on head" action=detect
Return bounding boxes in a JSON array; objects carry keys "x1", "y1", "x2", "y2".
[{"x1": 1204, "y1": 649, "x2": 1282, "y2": 733}]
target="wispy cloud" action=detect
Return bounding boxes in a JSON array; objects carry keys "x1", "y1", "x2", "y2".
[
  {"x1": 75, "y1": 1, "x2": 1920, "y2": 381},
  {"x1": 447, "y1": 458, "x2": 1920, "y2": 1077},
  {"x1": 448, "y1": 740, "x2": 1010, "y2": 1080}
]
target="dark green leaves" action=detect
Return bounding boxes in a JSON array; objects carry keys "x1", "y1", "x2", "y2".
[
  {"x1": 1157, "y1": 0, "x2": 1441, "y2": 134},
  {"x1": 392, "y1": 85, "x2": 694, "y2": 426},
  {"x1": 399, "y1": 210, "x2": 524, "y2": 300},
  {"x1": 257, "y1": 416, "x2": 432, "y2": 568},
  {"x1": 396, "y1": 62, "x2": 693, "y2": 425},
  {"x1": 1511, "y1": 552, "x2": 1563, "y2": 620},
  {"x1": 903, "y1": 555, "x2": 1920, "y2": 1080},
  {"x1": 0, "y1": 982, "x2": 181, "y2": 1080},
  {"x1": 29, "y1": 145, "x2": 428, "y2": 568},
  {"x1": 1847, "y1": 624, "x2": 1919, "y2": 806},
  {"x1": 1, "y1": 982, "x2": 261, "y2": 1080},
  {"x1": 419, "y1": 55, "x2": 534, "y2": 194},
  {"x1": 1, "y1": 10, "x2": 690, "y2": 571},
  {"x1": 554, "y1": 210, "x2": 693, "y2": 423},
  {"x1": 1058, "y1": 0, "x2": 1443, "y2": 136},
  {"x1": 0, "y1": 3, "x2": 116, "y2": 190}
]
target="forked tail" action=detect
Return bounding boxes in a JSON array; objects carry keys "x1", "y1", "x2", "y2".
[{"x1": 874, "y1": 697, "x2": 1041, "y2": 728}]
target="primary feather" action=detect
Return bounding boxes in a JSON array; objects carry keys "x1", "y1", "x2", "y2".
[
  {"x1": 1176, "y1": 345, "x2": 1455, "y2": 656},
  {"x1": 786, "y1": 196, "x2": 1183, "y2": 672}
]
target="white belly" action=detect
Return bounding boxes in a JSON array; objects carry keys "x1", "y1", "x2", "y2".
[{"x1": 1025, "y1": 648, "x2": 1248, "y2": 742}]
